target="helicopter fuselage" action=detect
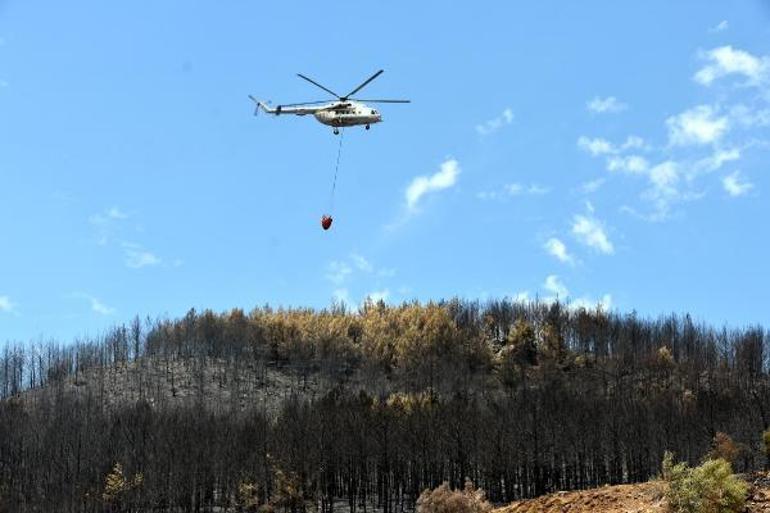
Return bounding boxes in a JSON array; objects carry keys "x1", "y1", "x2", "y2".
[{"x1": 314, "y1": 102, "x2": 382, "y2": 128}]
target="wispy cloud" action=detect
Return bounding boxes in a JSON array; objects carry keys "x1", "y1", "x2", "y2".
[
  {"x1": 89, "y1": 206, "x2": 129, "y2": 226},
  {"x1": 694, "y1": 46, "x2": 768, "y2": 86},
  {"x1": 122, "y1": 242, "x2": 161, "y2": 269},
  {"x1": 511, "y1": 291, "x2": 530, "y2": 303},
  {"x1": 0, "y1": 295, "x2": 17, "y2": 315},
  {"x1": 587, "y1": 96, "x2": 627, "y2": 114},
  {"x1": 580, "y1": 178, "x2": 605, "y2": 194},
  {"x1": 666, "y1": 105, "x2": 729, "y2": 146},
  {"x1": 709, "y1": 20, "x2": 729, "y2": 33},
  {"x1": 538, "y1": 276, "x2": 612, "y2": 310},
  {"x1": 694, "y1": 148, "x2": 741, "y2": 174},
  {"x1": 572, "y1": 211, "x2": 614, "y2": 254},
  {"x1": 544, "y1": 238, "x2": 574, "y2": 264},
  {"x1": 543, "y1": 275, "x2": 569, "y2": 299},
  {"x1": 73, "y1": 293, "x2": 115, "y2": 316},
  {"x1": 476, "y1": 182, "x2": 549, "y2": 200},
  {"x1": 325, "y1": 252, "x2": 396, "y2": 307},
  {"x1": 578, "y1": 136, "x2": 615, "y2": 156},
  {"x1": 406, "y1": 159, "x2": 460, "y2": 210},
  {"x1": 730, "y1": 104, "x2": 770, "y2": 128},
  {"x1": 89, "y1": 206, "x2": 130, "y2": 245},
  {"x1": 641, "y1": 161, "x2": 682, "y2": 221},
  {"x1": 326, "y1": 260, "x2": 353, "y2": 285},
  {"x1": 476, "y1": 108, "x2": 514, "y2": 135},
  {"x1": 577, "y1": 135, "x2": 646, "y2": 156},
  {"x1": 333, "y1": 288, "x2": 351, "y2": 306},
  {"x1": 722, "y1": 171, "x2": 754, "y2": 197},
  {"x1": 606, "y1": 155, "x2": 649, "y2": 174},
  {"x1": 350, "y1": 253, "x2": 373, "y2": 273},
  {"x1": 364, "y1": 289, "x2": 390, "y2": 303},
  {"x1": 571, "y1": 293, "x2": 613, "y2": 311}
]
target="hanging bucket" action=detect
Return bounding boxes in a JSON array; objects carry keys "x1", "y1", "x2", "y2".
[{"x1": 321, "y1": 215, "x2": 333, "y2": 230}]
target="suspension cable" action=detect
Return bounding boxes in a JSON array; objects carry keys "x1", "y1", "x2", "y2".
[{"x1": 329, "y1": 129, "x2": 345, "y2": 213}]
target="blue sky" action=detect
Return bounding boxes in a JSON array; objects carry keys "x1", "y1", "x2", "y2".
[{"x1": 1, "y1": 1, "x2": 770, "y2": 343}]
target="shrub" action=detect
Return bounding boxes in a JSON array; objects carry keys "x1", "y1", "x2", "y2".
[
  {"x1": 708, "y1": 432, "x2": 739, "y2": 465},
  {"x1": 416, "y1": 480, "x2": 492, "y2": 513},
  {"x1": 662, "y1": 451, "x2": 747, "y2": 513}
]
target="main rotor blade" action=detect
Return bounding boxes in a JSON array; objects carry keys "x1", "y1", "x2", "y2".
[
  {"x1": 343, "y1": 69, "x2": 384, "y2": 99},
  {"x1": 350, "y1": 99, "x2": 411, "y2": 103},
  {"x1": 296, "y1": 73, "x2": 340, "y2": 99},
  {"x1": 278, "y1": 100, "x2": 335, "y2": 108}
]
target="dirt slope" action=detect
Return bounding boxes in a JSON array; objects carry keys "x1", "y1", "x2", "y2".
[{"x1": 494, "y1": 473, "x2": 770, "y2": 513}]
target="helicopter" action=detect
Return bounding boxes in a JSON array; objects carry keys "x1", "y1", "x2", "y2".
[{"x1": 249, "y1": 70, "x2": 410, "y2": 134}]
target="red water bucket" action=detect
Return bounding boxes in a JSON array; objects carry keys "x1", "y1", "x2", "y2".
[{"x1": 321, "y1": 215, "x2": 333, "y2": 230}]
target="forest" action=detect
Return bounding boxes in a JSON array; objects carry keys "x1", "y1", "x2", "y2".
[{"x1": 1, "y1": 299, "x2": 768, "y2": 512}]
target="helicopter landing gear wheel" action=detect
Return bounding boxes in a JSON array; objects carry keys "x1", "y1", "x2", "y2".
[
  {"x1": 365, "y1": 124, "x2": 370, "y2": 130},
  {"x1": 333, "y1": 128, "x2": 340, "y2": 135}
]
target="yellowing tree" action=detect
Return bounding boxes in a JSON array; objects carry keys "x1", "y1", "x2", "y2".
[{"x1": 102, "y1": 462, "x2": 143, "y2": 509}]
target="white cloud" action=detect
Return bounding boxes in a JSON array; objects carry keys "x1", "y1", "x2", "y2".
[
  {"x1": 89, "y1": 206, "x2": 130, "y2": 245},
  {"x1": 639, "y1": 160, "x2": 696, "y2": 221},
  {"x1": 587, "y1": 96, "x2": 627, "y2": 114},
  {"x1": 333, "y1": 288, "x2": 351, "y2": 305},
  {"x1": 571, "y1": 294, "x2": 613, "y2": 311},
  {"x1": 326, "y1": 261, "x2": 352, "y2": 285},
  {"x1": 526, "y1": 184, "x2": 550, "y2": 195},
  {"x1": 691, "y1": 148, "x2": 741, "y2": 176},
  {"x1": 0, "y1": 295, "x2": 17, "y2": 314},
  {"x1": 621, "y1": 136, "x2": 646, "y2": 150},
  {"x1": 107, "y1": 206, "x2": 128, "y2": 220},
  {"x1": 694, "y1": 46, "x2": 768, "y2": 86},
  {"x1": 578, "y1": 135, "x2": 647, "y2": 157},
  {"x1": 578, "y1": 136, "x2": 615, "y2": 156},
  {"x1": 709, "y1": 20, "x2": 729, "y2": 33},
  {"x1": 73, "y1": 293, "x2": 115, "y2": 316},
  {"x1": 544, "y1": 238, "x2": 574, "y2": 264},
  {"x1": 606, "y1": 155, "x2": 649, "y2": 174},
  {"x1": 122, "y1": 243, "x2": 161, "y2": 269},
  {"x1": 572, "y1": 213, "x2": 614, "y2": 254},
  {"x1": 543, "y1": 275, "x2": 569, "y2": 299},
  {"x1": 89, "y1": 206, "x2": 128, "y2": 226},
  {"x1": 650, "y1": 161, "x2": 679, "y2": 192},
  {"x1": 666, "y1": 105, "x2": 728, "y2": 146},
  {"x1": 90, "y1": 297, "x2": 115, "y2": 315},
  {"x1": 477, "y1": 182, "x2": 550, "y2": 200},
  {"x1": 476, "y1": 108, "x2": 514, "y2": 135},
  {"x1": 580, "y1": 178, "x2": 605, "y2": 193},
  {"x1": 350, "y1": 253, "x2": 373, "y2": 273},
  {"x1": 512, "y1": 291, "x2": 530, "y2": 303},
  {"x1": 722, "y1": 171, "x2": 754, "y2": 197},
  {"x1": 730, "y1": 104, "x2": 770, "y2": 128},
  {"x1": 406, "y1": 159, "x2": 460, "y2": 210},
  {"x1": 365, "y1": 289, "x2": 390, "y2": 304}
]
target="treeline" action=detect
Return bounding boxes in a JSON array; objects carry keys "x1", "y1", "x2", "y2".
[{"x1": 0, "y1": 299, "x2": 769, "y2": 512}]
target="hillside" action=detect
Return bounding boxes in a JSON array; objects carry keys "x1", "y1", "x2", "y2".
[
  {"x1": 2, "y1": 301, "x2": 770, "y2": 512},
  {"x1": 495, "y1": 473, "x2": 770, "y2": 513}
]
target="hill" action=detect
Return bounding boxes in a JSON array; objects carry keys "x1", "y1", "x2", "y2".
[
  {"x1": 495, "y1": 473, "x2": 770, "y2": 513},
  {"x1": 2, "y1": 299, "x2": 769, "y2": 512}
]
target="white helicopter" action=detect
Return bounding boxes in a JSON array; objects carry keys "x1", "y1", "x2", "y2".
[{"x1": 249, "y1": 70, "x2": 410, "y2": 134}]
